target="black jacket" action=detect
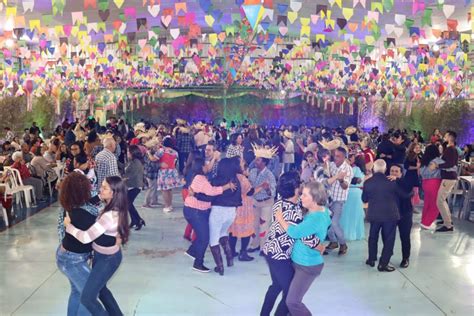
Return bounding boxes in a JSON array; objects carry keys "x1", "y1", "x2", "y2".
[
  {"x1": 362, "y1": 173, "x2": 411, "y2": 222},
  {"x1": 395, "y1": 177, "x2": 414, "y2": 215},
  {"x1": 198, "y1": 175, "x2": 242, "y2": 207}
]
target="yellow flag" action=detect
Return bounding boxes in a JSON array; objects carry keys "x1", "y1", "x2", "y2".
[
  {"x1": 342, "y1": 8, "x2": 354, "y2": 20},
  {"x1": 209, "y1": 33, "x2": 218, "y2": 47},
  {"x1": 205, "y1": 15, "x2": 215, "y2": 27},
  {"x1": 300, "y1": 17, "x2": 310, "y2": 26},
  {"x1": 288, "y1": 11, "x2": 298, "y2": 24},
  {"x1": 6, "y1": 6, "x2": 17, "y2": 17},
  {"x1": 316, "y1": 34, "x2": 326, "y2": 42},
  {"x1": 301, "y1": 25, "x2": 311, "y2": 37},
  {"x1": 365, "y1": 35, "x2": 375, "y2": 45},
  {"x1": 29, "y1": 20, "x2": 41, "y2": 31}
]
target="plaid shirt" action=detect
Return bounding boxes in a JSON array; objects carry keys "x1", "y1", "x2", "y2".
[
  {"x1": 226, "y1": 144, "x2": 243, "y2": 158},
  {"x1": 328, "y1": 161, "x2": 353, "y2": 202},
  {"x1": 249, "y1": 167, "x2": 276, "y2": 202},
  {"x1": 176, "y1": 133, "x2": 194, "y2": 153},
  {"x1": 95, "y1": 148, "x2": 120, "y2": 188},
  {"x1": 144, "y1": 155, "x2": 160, "y2": 180}
]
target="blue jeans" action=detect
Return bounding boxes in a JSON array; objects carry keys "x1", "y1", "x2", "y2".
[
  {"x1": 328, "y1": 201, "x2": 346, "y2": 245},
  {"x1": 81, "y1": 250, "x2": 123, "y2": 316},
  {"x1": 183, "y1": 206, "x2": 210, "y2": 266},
  {"x1": 56, "y1": 246, "x2": 92, "y2": 316}
]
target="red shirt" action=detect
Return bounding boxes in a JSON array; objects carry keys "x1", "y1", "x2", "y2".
[
  {"x1": 363, "y1": 148, "x2": 375, "y2": 164},
  {"x1": 12, "y1": 161, "x2": 31, "y2": 180}
]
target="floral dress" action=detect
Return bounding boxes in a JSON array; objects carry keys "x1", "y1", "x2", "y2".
[
  {"x1": 228, "y1": 174, "x2": 255, "y2": 238},
  {"x1": 154, "y1": 147, "x2": 183, "y2": 191}
]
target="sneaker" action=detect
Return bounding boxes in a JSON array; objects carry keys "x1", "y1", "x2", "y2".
[
  {"x1": 184, "y1": 250, "x2": 195, "y2": 260},
  {"x1": 436, "y1": 225, "x2": 454, "y2": 232},
  {"x1": 192, "y1": 263, "x2": 210, "y2": 273},
  {"x1": 163, "y1": 207, "x2": 173, "y2": 213},
  {"x1": 420, "y1": 223, "x2": 432, "y2": 230}
]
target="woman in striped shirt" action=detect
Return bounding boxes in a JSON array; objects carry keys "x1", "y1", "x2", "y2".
[{"x1": 65, "y1": 176, "x2": 130, "y2": 316}]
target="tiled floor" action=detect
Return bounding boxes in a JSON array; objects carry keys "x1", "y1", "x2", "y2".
[{"x1": 1, "y1": 191, "x2": 473, "y2": 315}]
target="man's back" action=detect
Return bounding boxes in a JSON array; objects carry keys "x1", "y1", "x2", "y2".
[
  {"x1": 362, "y1": 173, "x2": 400, "y2": 222},
  {"x1": 95, "y1": 149, "x2": 119, "y2": 186}
]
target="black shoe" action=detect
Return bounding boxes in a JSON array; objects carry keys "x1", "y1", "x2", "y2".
[
  {"x1": 135, "y1": 219, "x2": 146, "y2": 231},
  {"x1": 338, "y1": 244, "x2": 348, "y2": 255},
  {"x1": 400, "y1": 259, "x2": 409, "y2": 268},
  {"x1": 232, "y1": 251, "x2": 239, "y2": 258},
  {"x1": 436, "y1": 226, "x2": 453, "y2": 232},
  {"x1": 129, "y1": 222, "x2": 138, "y2": 229},
  {"x1": 365, "y1": 260, "x2": 375, "y2": 267},
  {"x1": 184, "y1": 250, "x2": 195, "y2": 260},
  {"x1": 247, "y1": 246, "x2": 260, "y2": 253},
  {"x1": 192, "y1": 263, "x2": 210, "y2": 273},
  {"x1": 436, "y1": 219, "x2": 443, "y2": 225},
  {"x1": 323, "y1": 251, "x2": 329, "y2": 256},
  {"x1": 259, "y1": 251, "x2": 265, "y2": 257},
  {"x1": 238, "y1": 251, "x2": 254, "y2": 262},
  {"x1": 377, "y1": 264, "x2": 396, "y2": 272}
]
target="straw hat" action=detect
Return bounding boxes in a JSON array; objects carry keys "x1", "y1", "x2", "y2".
[
  {"x1": 345, "y1": 126, "x2": 357, "y2": 135},
  {"x1": 252, "y1": 143, "x2": 277, "y2": 159},
  {"x1": 134, "y1": 122, "x2": 146, "y2": 133},
  {"x1": 319, "y1": 139, "x2": 343, "y2": 151},
  {"x1": 194, "y1": 122, "x2": 205, "y2": 130},
  {"x1": 144, "y1": 137, "x2": 160, "y2": 148},
  {"x1": 176, "y1": 118, "x2": 187, "y2": 125},
  {"x1": 283, "y1": 130, "x2": 293, "y2": 139}
]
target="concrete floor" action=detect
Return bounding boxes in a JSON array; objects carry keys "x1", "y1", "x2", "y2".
[{"x1": 1, "y1": 191, "x2": 473, "y2": 316}]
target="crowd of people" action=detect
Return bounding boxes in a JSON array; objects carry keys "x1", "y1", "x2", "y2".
[{"x1": 1, "y1": 117, "x2": 473, "y2": 315}]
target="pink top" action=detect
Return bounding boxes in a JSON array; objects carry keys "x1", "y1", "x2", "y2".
[
  {"x1": 184, "y1": 175, "x2": 223, "y2": 210},
  {"x1": 66, "y1": 211, "x2": 120, "y2": 255}
]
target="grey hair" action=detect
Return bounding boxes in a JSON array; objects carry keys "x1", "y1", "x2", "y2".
[
  {"x1": 373, "y1": 159, "x2": 387, "y2": 173},
  {"x1": 102, "y1": 137, "x2": 116, "y2": 148},
  {"x1": 12, "y1": 151, "x2": 23, "y2": 161},
  {"x1": 304, "y1": 182, "x2": 328, "y2": 206}
]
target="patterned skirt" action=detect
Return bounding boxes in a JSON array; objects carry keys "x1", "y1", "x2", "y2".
[
  {"x1": 156, "y1": 169, "x2": 183, "y2": 191},
  {"x1": 228, "y1": 197, "x2": 255, "y2": 238}
]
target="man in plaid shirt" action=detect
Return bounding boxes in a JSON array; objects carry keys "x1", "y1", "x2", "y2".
[
  {"x1": 325, "y1": 147, "x2": 353, "y2": 255},
  {"x1": 95, "y1": 137, "x2": 120, "y2": 188},
  {"x1": 176, "y1": 129, "x2": 194, "y2": 174}
]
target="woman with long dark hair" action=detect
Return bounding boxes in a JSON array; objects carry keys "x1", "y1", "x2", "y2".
[
  {"x1": 226, "y1": 133, "x2": 244, "y2": 158},
  {"x1": 126, "y1": 145, "x2": 146, "y2": 230},
  {"x1": 208, "y1": 157, "x2": 242, "y2": 275},
  {"x1": 419, "y1": 144, "x2": 442, "y2": 229},
  {"x1": 183, "y1": 157, "x2": 236, "y2": 273},
  {"x1": 64, "y1": 176, "x2": 130, "y2": 315},
  {"x1": 340, "y1": 154, "x2": 366, "y2": 241},
  {"x1": 404, "y1": 142, "x2": 422, "y2": 206}
]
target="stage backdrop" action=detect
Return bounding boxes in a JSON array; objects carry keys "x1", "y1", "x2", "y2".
[{"x1": 126, "y1": 94, "x2": 358, "y2": 128}]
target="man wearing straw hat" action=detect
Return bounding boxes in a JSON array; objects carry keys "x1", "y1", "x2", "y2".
[{"x1": 248, "y1": 144, "x2": 277, "y2": 254}]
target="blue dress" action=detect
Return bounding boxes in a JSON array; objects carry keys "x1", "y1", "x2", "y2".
[{"x1": 340, "y1": 166, "x2": 365, "y2": 241}]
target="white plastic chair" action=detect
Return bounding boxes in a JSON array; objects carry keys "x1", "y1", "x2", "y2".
[
  {"x1": 0, "y1": 173, "x2": 23, "y2": 208},
  {"x1": 4, "y1": 167, "x2": 36, "y2": 208},
  {"x1": 1, "y1": 204, "x2": 8, "y2": 227}
]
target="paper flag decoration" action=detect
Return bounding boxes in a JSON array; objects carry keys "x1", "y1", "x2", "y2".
[
  {"x1": 242, "y1": 4, "x2": 264, "y2": 30},
  {"x1": 442, "y1": 4, "x2": 455, "y2": 18},
  {"x1": 114, "y1": 0, "x2": 124, "y2": 9},
  {"x1": 342, "y1": 8, "x2": 354, "y2": 20},
  {"x1": 148, "y1": 5, "x2": 160, "y2": 17}
]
